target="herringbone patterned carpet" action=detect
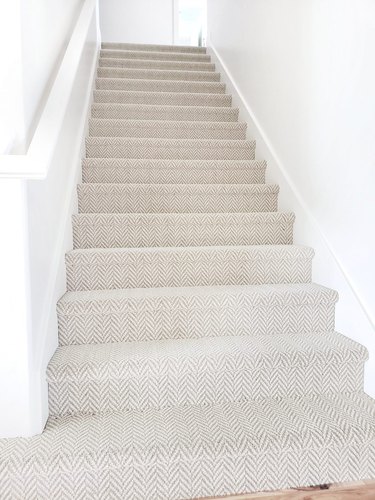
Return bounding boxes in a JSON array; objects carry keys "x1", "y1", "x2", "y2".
[{"x1": 1, "y1": 42, "x2": 375, "y2": 500}]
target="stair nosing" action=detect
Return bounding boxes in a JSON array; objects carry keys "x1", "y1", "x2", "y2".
[
  {"x1": 88, "y1": 118, "x2": 246, "y2": 129},
  {"x1": 66, "y1": 244, "x2": 314, "y2": 258},
  {"x1": 82, "y1": 158, "x2": 267, "y2": 168},
  {"x1": 91, "y1": 102, "x2": 238, "y2": 112},
  {"x1": 100, "y1": 48, "x2": 211, "y2": 60},
  {"x1": 47, "y1": 331, "x2": 368, "y2": 383},
  {"x1": 57, "y1": 282, "x2": 338, "y2": 307}
]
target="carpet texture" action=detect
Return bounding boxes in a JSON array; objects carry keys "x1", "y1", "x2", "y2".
[{"x1": 1, "y1": 41, "x2": 374, "y2": 500}]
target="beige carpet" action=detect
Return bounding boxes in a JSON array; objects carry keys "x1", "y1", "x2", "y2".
[{"x1": 1, "y1": 41, "x2": 375, "y2": 500}]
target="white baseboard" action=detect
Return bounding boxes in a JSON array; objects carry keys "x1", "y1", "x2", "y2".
[{"x1": 209, "y1": 43, "x2": 375, "y2": 396}]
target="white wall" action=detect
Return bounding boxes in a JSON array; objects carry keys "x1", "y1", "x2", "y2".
[
  {"x1": 0, "y1": 2, "x2": 23, "y2": 153},
  {"x1": 99, "y1": 0, "x2": 174, "y2": 44},
  {"x1": 208, "y1": 0, "x2": 375, "y2": 393},
  {"x1": 3, "y1": 0, "x2": 84, "y2": 152},
  {"x1": 0, "y1": 179, "x2": 33, "y2": 437},
  {"x1": 0, "y1": 1, "x2": 100, "y2": 438}
]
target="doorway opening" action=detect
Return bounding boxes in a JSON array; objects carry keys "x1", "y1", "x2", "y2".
[{"x1": 173, "y1": 0, "x2": 207, "y2": 47}]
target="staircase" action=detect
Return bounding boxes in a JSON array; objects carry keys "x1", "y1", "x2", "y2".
[{"x1": 1, "y1": 42, "x2": 375, "y2": 499}]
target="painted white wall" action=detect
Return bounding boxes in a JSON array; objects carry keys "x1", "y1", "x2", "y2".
[
  {"x1": 99, "y1": 0, "x2": 174, "y2": 44},
  {"x1": 0, "y1": 1, "x2": 100, "y2": 438},
  {"x1": 0, "y1": 179, "x2": 33, "y2": 437},
  {"x1": 0, "y1": 1, "x2": 24, "y2": 153},
  {"x1": 17, "y1": 0, "x2": 85, "y2": 151},
  {"x1": 1, "y1": 0, "x2": 85, "y2": 154},
  {"x1": 208, "y1": 0, "x2": 375, "y2": 393}
]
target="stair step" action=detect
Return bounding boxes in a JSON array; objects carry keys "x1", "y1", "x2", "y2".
[
  {"x1": 3, "y1": 393, "x2": 375, "y2": 497},
  {"x1": 85, "y1": 137, "x2": 255, "y2": 160},
  {"x1": 93, "y1": 89, "x2": 232, "y2": 107},
  {"x1": 97, "y1": 66, "x2": 220, "y2": 81},
  {"x1": 95, "y1": 77, "x2": 226, "y2": 93},
  {"x1": 82, "y1": 159, "x2": 266, "y2": 184},
  {"x1": 102, "y1": 41, "x2": 207, "y2": 54},
  {"x1": 91, "y1": 103, "x2": 239, "y2": 122},
  {"x1": 77, "y1": 183, "x2": 278, "y2": 214},
  {"x1": 100, "y1": 49, "x2": 211, "y2": 63},
  {"x1": 99, "y1": 57, "x2": 215, "y2": 72},
  {"x1": 65, "y1": 245, "x2": 314, "y2": 291},
  {"x1": 57, "y1": 283, "x2": 337, "y2": 346},
  {"x1": 72, "y1": 212, "x2": 293, "y2": 249},
  {"x1": 89, "y1": 119, "x2": 247, "y2": 140},
  {"x1": 47, "y1": 331, "x2": 366, "y2": 416}
]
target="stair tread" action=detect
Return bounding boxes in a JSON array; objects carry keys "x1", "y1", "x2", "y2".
[
  {"x1": 85, "y1": 137, "x2": 256, "y2": 159},
  {"x1": 92, "y1": 102, "x2": 237, "y2": 112},
  {"x1": 65, "y1": 245, "x2": 313, "y2": 291},
  {"x1": 58, "y1": 282, "x2": 337, "y2": 307},
  {"x1": 72, "y1": 211, "x2": 292, "y2": 247},
  {"x1": 97, "y1": 67, "x2": 220, "y2": 81},
  {"x1": 99, "y1": 57, "x2": 215, "y2": 71},
  {"x1": 101, "y1": 42, "x2": 207, "y2": 54},
  {"x1": 100, "y1": 49, "x2": 211, "y2": 62},
  {"x1": 3, "y1": 393, "x2": 375, "y2": 488},
  {"x1": 77, "y1": 183, "x2": 277, "y2": 193},
  {"x1": 73, "y1": 211, "x2": 293, "y2": 223},
  {"x1": 98, "y1": 67, "x2": 216, "y2": 75},
  {"x1": 95, "y1": 77, "x2": 226, "y2": 93},
  {"x1": 67, "y1": 243, "x2": 313, "y2": 258},
  {"x1": 82, "y1": 158, "x2": 266, "y2": 168},
  {"x1": 88, "y1": 119, "x2": 247, "y2": 140},
  {"x1": 77, "y1": 184, "x2": 278, "y2": 214},
  {"x1": 86, "y1": 137, "x2": 254, "y2": 148},
  {"x1": 91, "y1": 103, "x2": 239, "y2": 122},
  {"x1": 48, "y1": 331, "x2": 367, "y2": 382},
  {"x1": 81, "y1": 159, "x2": 266, "y2": 184},
  {"x1": 93, "y1": 89, "x2": 231, "y2": 105},
  {"x1": 57, "y1": 282, "x2": 336, "y2": 346},
  {"x1": 89, "y1": 119, "x2": 245, "y2": 129}
]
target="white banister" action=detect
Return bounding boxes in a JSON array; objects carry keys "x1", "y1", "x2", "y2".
[{"x1": 0, "y1": 0, "x2": 96, "y2": 179}]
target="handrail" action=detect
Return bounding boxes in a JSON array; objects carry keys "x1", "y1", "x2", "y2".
[{"x1": 0, "y1": 0, "x2": 96, "y2": 179}]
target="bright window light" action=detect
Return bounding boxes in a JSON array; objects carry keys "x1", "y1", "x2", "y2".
[{"x1": 175, "y1": 0, "x2": 207, "y2": 47}]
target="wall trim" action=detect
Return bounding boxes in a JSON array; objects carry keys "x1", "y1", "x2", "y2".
[{"x1": 209, "y1": 42, "x2": 375, "y2": 333}]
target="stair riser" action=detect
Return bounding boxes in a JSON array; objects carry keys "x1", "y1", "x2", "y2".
[
  {"x1": 99, "y1": 58, "x2": 215, "y2": 72},
  {"x1": 100, "y1": 49, "x2": 211, "y2": 63},
  {"x1": 93, "y1": 90, "x2": 232, "y2": 107},
  {"x1": 102, "y1": 42, "x2": 207, "y2": 54},
  {"x1": 48, "y1": 362, "x2": 364, "y2": 416},
  {"x1": 77, "y1": 189, "x2": 278, "y2": 214},
  {"x1": 66, "y1": 248, "x2": 313, "y2": 291},
  {"x1": 91, "y1": 104, "x2": 239, "y2": 122},
  {"x1": 58, "y1": 300, "x2": 336, "y2": 346},
  {"x1": 72, "y1": 215, "x2": 292, "y2": 249},
  {"x1": 85, "y1": 144, "x2": 255, "y2": 160},
  {"x1": 89, "y1": 123, "x2": 247, "y2": 140},
  {"x1": 97, "y1": 67, "x2": 220, "y2": 81},
  {"x1": 95, "y1": 78, "x2": 226, "y2": 93},
  {"x1": 82, "y1": 163, "x2": 266, "y2": 184}
]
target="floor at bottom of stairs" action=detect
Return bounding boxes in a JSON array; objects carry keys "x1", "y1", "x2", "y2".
[{"x1": 207, "y1": 480, "x2": 375, "y2": 499}]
